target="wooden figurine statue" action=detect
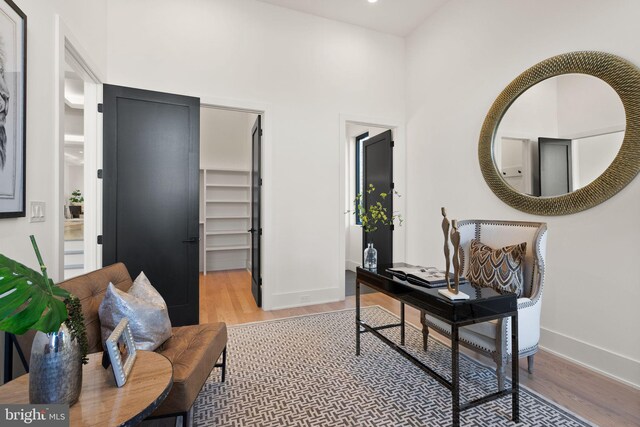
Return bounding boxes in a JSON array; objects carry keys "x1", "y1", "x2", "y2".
[
  {"x1": 440, "y1": 207, "x2": 457, "y2": 293},
  {"x1": 450, "y1": 220, "x2": 461, "y2": 295},
  {"x1": 438, "y1": 208, "x2": 469, "y2": 300},
  {"x1": 442, "y1": 207, "x2": 451, "y2": 289}
]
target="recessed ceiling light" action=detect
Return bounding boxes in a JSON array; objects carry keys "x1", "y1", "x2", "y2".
[{"x1": 368, "y1": 0, "x2": 378, "y2": 3}]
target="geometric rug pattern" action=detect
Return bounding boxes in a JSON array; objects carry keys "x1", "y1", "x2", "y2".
[{"x1": 193, "y1": 307, "x2": 594, "y2": 426}]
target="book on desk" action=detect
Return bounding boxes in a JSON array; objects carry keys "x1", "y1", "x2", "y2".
[{"x1": 386, "y1": 266, "x2": 468, "y2": 288}]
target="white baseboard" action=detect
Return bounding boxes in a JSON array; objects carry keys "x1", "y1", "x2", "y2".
[
  {"x1": 271, "y1": 287, "x2": 344, "y2": 311},
  {"x1": 345, "y1": 260, "x2": 359, "y2": 272},
  {"x1": 540, "y1": 327, "x2": 640, "y2": 389}
]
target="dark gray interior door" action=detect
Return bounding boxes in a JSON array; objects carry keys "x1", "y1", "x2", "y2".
[
  {"x1": 250, "y1": 116, "x2": 262, "y2": 307},
  {"x1": 538, "y1": 137, "x2": 572, "y2": 197},
  {"x1": 103, "y1": 84, "x2": 200, "y2": 326},
  {"x1": 363, "y1": 130, "x2": 393, "y2": 267}
]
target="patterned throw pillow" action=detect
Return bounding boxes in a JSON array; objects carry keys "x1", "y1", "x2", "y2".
[{"x1": 466, "y1": 240, "x2": 527, "y2": 297}]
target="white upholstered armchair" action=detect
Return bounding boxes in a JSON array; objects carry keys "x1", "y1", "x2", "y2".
[{"x1": 421, "y1": 220, "x2": 547, "y2": 390}]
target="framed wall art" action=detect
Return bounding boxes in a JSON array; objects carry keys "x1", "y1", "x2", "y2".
[{"x1": 0, "y1": 0, "x2": 26, "y2": 218}]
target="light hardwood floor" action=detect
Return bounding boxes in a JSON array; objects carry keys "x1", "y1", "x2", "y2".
[{"x1": 200, "y1": 270, "x2": 640, "y2": 427}]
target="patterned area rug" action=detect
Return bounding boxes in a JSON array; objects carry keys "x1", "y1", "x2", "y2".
[{"x1": 194, "y1": 307, "x2": 593, "y2": 426}]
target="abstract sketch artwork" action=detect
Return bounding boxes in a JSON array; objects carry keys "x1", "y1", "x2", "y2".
[{"x1": 0, "y1": 0, "x2": 25, "y2": 218}]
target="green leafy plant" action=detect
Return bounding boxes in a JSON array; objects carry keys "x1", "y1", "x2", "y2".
[
  {"x1": 69, "y1": 189, "x2": 84, "y2": 205},
  {"x1": 0, "y1": 236, "x2": 88, "y2": 364},
  {"x1": 350, "y1": 184, "x2": 403, "y2": 234},
  {"x1": 64, "y1": 295, "x2": 89, "y2": 364}
]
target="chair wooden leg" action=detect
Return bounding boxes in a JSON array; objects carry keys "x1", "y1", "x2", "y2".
[
  {"x1": 420, "y1": 311, "x2": 429, "y2": 351},
  {"x1": 527, "y1": 354, "x2": 534, "y2": 374},
  {"x1": 493, "y1": 354, "x2": 507, "y2": 391}
]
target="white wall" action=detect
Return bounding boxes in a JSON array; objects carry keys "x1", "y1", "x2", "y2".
[
  {"x1": 556, "y1": 74, "x2": 625, "y2": 138},
  {"x1": 344, "y1": 123, "x2": 389, "y2": 271},
  {"x1": 405, "y1": 0, "x2": 640, "y2": 387},
  {"x1": 200, "y1": 107, "x2": 256, "y2": 170},
  {"x1": 574, "y1": 132, "x2": 623, "y2": 189},
  {"x1": 107, "y1": 0, "x2": 406, "y2": 309},
  {"x1": 0, "y1": 0, "x2": 108, "y2": 383}
]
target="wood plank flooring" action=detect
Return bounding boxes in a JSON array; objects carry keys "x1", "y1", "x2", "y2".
[{"x1": 200, "y1": 270, "x2": 640, "y2": 427}]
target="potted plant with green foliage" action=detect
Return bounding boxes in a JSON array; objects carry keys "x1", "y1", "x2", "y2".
[
  {"x1": 0, "y1": 236, "x2": 88, "y2": 405},
  {"x1": 350, "y1": 184, "x2": 403, "y2": 269},
  {"x1": 68, "y1": 189, "x2": 84, "y2": 218}
]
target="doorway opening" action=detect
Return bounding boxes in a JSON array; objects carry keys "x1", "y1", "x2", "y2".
[
  {"x1": 57, "y1": 23, "x2": 103, "y2": 282},
  {"x1": 199, "y1": 105, "x2": 264, "y2": 323},
  {"x1": 62, "y1": 65, "x2": 85, "y2": 278},
  {"x1": 344, "y1": 123, "x2": 392, "y2": 297}
]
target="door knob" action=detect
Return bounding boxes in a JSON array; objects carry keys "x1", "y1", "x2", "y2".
[
  {"x1": 247, "y1": 228, "x2": 256, "y2": 233},
  {"x1": 182, "y1": 237, "x2": 198, "y2": 243}
]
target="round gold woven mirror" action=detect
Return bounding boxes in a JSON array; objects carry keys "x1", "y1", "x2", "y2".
[{"x1": 479, "y1": 51, "x2": 640, "y2": 215}]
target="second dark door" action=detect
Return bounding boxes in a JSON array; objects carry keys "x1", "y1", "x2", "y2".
[
  {"x1": 250, "y1": 116, "x2": 262, "y2": 307},
  {"x1": 538, "y1": 137, "x2": 572, "y2": 197},
  {"x1": 363, "y1": 130, "x2": 394, "y2": 267},
  {"x1": 102, "y1": 84, "x2": 200, "y2": 326}
]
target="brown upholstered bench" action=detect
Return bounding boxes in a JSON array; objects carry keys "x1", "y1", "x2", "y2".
[{"x1": 11, "y1": 263, "x2": 227, "y2": 426}]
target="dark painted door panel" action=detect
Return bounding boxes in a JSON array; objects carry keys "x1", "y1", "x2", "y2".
[
  {"x1": 250, "y1": 116, "x2": 262, "y2": 307},
  {"x1": 363, "y1": 130, "x2": 393, "y2": 267},
  {"x1": 103, "y1": 84, "x2": 200, "y2": 326}
]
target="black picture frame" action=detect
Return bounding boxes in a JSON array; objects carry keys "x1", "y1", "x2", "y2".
[{"x1": 0, "y1": 0, "x2": 26, "y2": 218}]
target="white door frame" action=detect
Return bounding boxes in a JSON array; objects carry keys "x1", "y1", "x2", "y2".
[
  {"x1": 338, "y1": 114, "x2": 406, "y2": 298},
  {"x1": 200, "y1": 96, "x2": 273, "y2": 310},
  {"x1": 54, "y1": 16, "x2": 104, "y2": 281}
]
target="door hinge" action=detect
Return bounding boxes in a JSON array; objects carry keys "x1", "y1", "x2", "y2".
[
  {"x1": 391, "y1": 182, "x2": 395, "y2": 189},
  {"x1": 391, "y1": 140, "x2": 395, "y2": 148},
  {"x1": 259, "y1": 228, "x2": 263, "y2": 236},
  {"x1": 97, "y1": 235, "x2": 103, "y2": 245},
  {"x1": 97, "y1": 103, "x2": 103, "y2": 113},
  {"x1": 97, "y1": 169, "x2": 103, "y2": 179},
  {"x1": 259, "y1": 178, "x2": 263, "y2": 186},
  {"x1": 259, "y1": 129, "x2": 263, "y2": 137},
  {"x1": 391, "y1": 224, "x2": 395, "y2": 231}
]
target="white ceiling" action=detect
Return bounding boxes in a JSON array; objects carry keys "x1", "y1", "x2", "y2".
[{"x1": 255, "y1": 0, "x2": 448, "y2": 36}]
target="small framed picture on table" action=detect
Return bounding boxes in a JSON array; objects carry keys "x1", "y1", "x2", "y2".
[{"x1": 104, "y1": 318, "x2": 138, "y2": 387}]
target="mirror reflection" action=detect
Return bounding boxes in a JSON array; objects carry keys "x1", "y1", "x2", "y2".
[{"x1": 494, "y1": 74, "x2": 625, "y2": 197}]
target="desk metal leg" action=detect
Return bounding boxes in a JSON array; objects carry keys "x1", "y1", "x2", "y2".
[
  {"x1": 355, "y1": 280, "x2": 361, "y2": 356},
  {"x1": 451, "y1": 325, "x2": 460, "y2": 427},
  {"x1": 400, "y1": 302, "x2": 405, "y2": 346},
  {"x1": 511, "y1": 313, "x2": 519, "y2": 423}
]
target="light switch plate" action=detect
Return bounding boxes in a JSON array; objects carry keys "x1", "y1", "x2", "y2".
[{"x1": 30, "y1": 201, "x2": 45, "y2": 223}]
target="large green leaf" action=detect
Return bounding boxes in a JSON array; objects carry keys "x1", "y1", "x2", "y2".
[{"x1": 0, "y1": 253, "x2": 70, "y2": 334}]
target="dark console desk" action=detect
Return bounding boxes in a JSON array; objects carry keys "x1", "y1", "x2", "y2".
[{"x1": 356, "y1": 263, "x2": 519, "y2": 426}]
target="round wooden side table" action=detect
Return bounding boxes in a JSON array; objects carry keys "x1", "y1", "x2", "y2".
[{"x1": 0, "y1": 350, "x2": 173, "y2": 427}]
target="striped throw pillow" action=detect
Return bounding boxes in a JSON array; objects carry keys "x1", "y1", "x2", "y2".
[{"x1": 466, "y1": 240, "x2": 527, "y2": 297}]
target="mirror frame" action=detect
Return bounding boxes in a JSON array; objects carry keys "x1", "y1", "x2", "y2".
[{"x1": 479, "y1": 51, "x2": 640, "y2": 215}]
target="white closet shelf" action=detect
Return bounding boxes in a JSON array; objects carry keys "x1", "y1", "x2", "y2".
[
  {"x1": 203, "y1": 167, "x2": 250, "y2": 173},
  {"x1": 206, "y1": 245, "x2": 250, "y2": 252},
  {"x1": 206, "y1": 184, "x2": 250, "y2": 188},
  {"x1": 201, "y1": 167, "x2": 251, "y2": 273},
  {"x1": 206, "y1": 230, "x2": 249, "y2": 236}
]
